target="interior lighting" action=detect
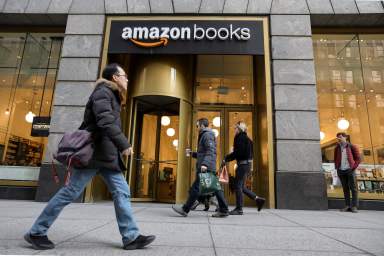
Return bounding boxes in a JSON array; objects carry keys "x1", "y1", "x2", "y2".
[
  {"x1": 337, "y1": 118, "x2": 350, "y2": 130},
  {"x1": 172, "y1": 139, "x2": 178, "y2": 147},
  {"x1": 320, "y1": 131, "x2": 325, "y2": 140},
  {"x1": 161, "y1": 116, "x2": 171, "y2": 126},
  {"x1": 213, "y1": 116, "x2": 221, "y2": 127},
  {"x1": 166, "y1": 128, "x2": 175, "y2": 137},
  {"x1": 25, "y1": 111, "x2": 36, "y2": 123},
  {"x1": 5, "y1": 108, "x2": 10, "y2": 115}
]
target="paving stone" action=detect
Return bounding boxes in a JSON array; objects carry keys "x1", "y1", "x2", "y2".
[
  {"x1": 216, "y1": 248, "x2": 367, "y2": 256},
  {"x1": 39, "y1": 242, "x2": 215, "y2": 256},
  {"x1": 211, "y1": 225, "x2": 361, "y2": 252},
  {"x1": 313, "y1": 227, "x2": 384, "y2": 255}
]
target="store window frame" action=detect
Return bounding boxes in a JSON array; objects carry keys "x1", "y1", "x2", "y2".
[
  {"x1": 313, "y1": 28, "x2": 384, "y2": 201},
  {"x1": 0, "y1": 29, "x2": 64, "y2": 186}
]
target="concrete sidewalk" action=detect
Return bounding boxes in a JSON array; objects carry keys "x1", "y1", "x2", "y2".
[{"x1": 0, "y1": 200, "x2": 383, "y2": 256}]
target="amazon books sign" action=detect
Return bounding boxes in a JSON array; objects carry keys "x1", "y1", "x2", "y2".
[{"x1": 108, "y1": 20, "x2": 264, "y2": 55}]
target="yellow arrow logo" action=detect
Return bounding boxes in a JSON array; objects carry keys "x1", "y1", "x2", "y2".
[{"x1": 129, "y1": 37, "x2": 169, "y2": 48}]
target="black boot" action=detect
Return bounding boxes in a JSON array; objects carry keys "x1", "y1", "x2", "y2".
[
  {"x1": 24, "y1": 233, "x2": 55, "y2": 250},
  {"x1": 255, "y1": 197, "x2": 265, "y2": 211}
]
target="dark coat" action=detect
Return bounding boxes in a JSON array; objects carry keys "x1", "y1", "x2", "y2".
[
  {"x1": 81, "y1": 79, "x2": 130, "y2": 171},
  {"x1": 225, "y1": 131, "x2": 253, "y2": 163},
  {"x1": 334, "y1": 142, "x2": 360, "y2": 171},
  {"x1": 191, "y1": 128, "x2": 217, "y2": 172}
]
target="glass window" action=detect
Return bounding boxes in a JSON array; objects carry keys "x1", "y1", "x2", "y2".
[
  {"x1": 314, "y1": 34, "x2": 384, "y2": 200},
  {"x1": 195, "y1": 55, "x2": 254, "y2": 105},
  {"x1": 0, "y1": 33, "x2": 63, "y2": 180}
]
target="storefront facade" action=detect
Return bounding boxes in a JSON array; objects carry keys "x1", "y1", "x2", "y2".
[{"x1": 0, "y1": 0, "x2": 383, "y2": 210}]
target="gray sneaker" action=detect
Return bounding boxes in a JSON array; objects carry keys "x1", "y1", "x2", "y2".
[
  {"x1": 172, "y1": 205, "x2": 188, "y2": 217},
  {"x1": 351, "y1": 207, "x2": 358, "y2": 213}
]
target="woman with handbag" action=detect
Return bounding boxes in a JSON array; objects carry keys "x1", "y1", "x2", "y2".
[{"x1": 222, "y1": 121, "x2": 265, "y2": 215}]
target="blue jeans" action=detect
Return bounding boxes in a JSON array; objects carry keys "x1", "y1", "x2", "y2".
[{"x1": 29, "y1": 168, "x2": 139, "y2": 244}]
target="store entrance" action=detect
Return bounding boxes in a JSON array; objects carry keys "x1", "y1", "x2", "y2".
[{"x1": 130, "y1": 96, "x2": 180, "y2": 202}]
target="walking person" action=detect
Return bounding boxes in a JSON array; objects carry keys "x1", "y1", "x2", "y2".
[
  {"x1": 172, "y1": 118, "x2": 229, "y2": 217},
  {"x1": 334, "y1": 132, "x2": 361, "y2": 213},
  {"x1": 222, "y1": 121, "x2": 265, "y2": 215},
  {"x1": 24, "y1": 63, "x2": 155, "y2": 250}
]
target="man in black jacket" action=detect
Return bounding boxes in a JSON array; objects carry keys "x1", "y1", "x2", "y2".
[
  {"x1": 223, "y1": 121, "x2": 265, "y2": 215},
  {"x1": 24, "y1": 64, "x2": 155, "y2": 250},
  {"x1": 172, "y1": 118, "x2": 229, "y2": 218}
]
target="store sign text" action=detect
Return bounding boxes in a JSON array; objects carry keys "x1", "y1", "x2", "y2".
[{"x1": 121, "y1": 24, "x2": 251, "y2": 48}]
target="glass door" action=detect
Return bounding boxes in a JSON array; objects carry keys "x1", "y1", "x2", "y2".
[
  {"x1": 193, "y1": 108, "x2": 255, "y2": 205},
  {"x1": 130, "y1": 97, "x2": 179, "y2": 202}
]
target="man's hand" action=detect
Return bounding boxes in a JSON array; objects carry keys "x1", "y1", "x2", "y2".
[
  {"x1": 201, "y1": 165, "x2": 207, "y2": 172},
  {"x1": 122, "y1": 147, "x2": 134, "y2": 157}
]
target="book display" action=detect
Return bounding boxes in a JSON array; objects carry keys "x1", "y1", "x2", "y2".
[
  {"x1": 3, "y1": 135, "x2": 43, "y2": 167},
  {"x1": 324, "y1": 163, "x2": 384, "y2": 200}
]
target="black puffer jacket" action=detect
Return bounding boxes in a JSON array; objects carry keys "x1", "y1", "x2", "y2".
[
  {"x1": 191, "y1": 128, "x2": 217, "y2": 172},
  {"x1": 224, "y1": 131, "x2": 253, "y2": 162},
  {"x1": 81, "y1": 79, "x2": 130, "y2": 171}
]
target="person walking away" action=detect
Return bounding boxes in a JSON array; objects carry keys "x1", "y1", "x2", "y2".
[
  {"x1": 334, "y1": 132, "x2": 361, "y2": 213},
  {"x1": 24, "y1": 63, "x2": 155, "y2": 250},
  {"x1": 222, "y1": 121, "x2": 265, "y2": 215},
  {"x1": 172, "y1": 118, "x2": 229, "y2": 218}
]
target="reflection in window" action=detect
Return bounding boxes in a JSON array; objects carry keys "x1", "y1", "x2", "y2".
[
  {"x1": 195, "y1": 55, "x2": 254, "y2": 105},
  {"x1": 314, "y1": 34, "x2": 384, "y2": 200},
  {"x1": 0, "y1": 33, "x2": 63, "y2": 171}
]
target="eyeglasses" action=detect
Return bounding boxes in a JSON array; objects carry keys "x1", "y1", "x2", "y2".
[{"x1": 115, "y1": 73, "x2": 128, "y2": 80}]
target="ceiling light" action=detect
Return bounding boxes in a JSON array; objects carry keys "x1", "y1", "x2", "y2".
[
  {"x1": 5, "y1": 108, "x2": 10, "y2": 115},
  {"x1": 213, "y1": 116, "x2": 221, "y2": 127},
  {"x1": 337, "y1": 118, "x2": 349, "y2": 130},
  {"x1": 25, "y1": 111, "x2": 36, "y2": 123},
  {"x1": 166, "y1": 128, "x2": 175, "y2": 137},
  {"x1": 172, "y1": 139, "x2": 178, "y2": 147},
  {"x1": 161, "y1": 116, "x2": 170, "y2": 126}
]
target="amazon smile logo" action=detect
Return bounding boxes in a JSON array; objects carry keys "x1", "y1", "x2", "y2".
[{"x1": 121, "y1": 24, "x2": 251, "y2": 48}]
